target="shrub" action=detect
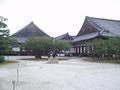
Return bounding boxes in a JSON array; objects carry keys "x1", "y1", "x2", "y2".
[
  {"x1": 0, "y1": 56, "x2": 5, "y2": 63},
  {"x1": 87, "y1": 37, "x2": 120, "y2": 59}
]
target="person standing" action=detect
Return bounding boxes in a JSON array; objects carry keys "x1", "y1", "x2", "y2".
[{"x1": 52, "y1": 51, "x2": 56, "y2": 58}]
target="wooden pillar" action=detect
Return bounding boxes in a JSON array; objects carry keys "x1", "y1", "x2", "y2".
[
  {"x1": 79, "y1": 46, "x2": 80, "y2": 55},
  {"x1": 85, "y1": 45, "x2": 88, "y2": 55},
  {"x1": 77, "y1": 46, "x2": 79, "y2": 55},
  {"x1": 81, "y1": 46, "x2": 84, "y2": 56},
  {"x1": 75, "y1": 46, "x2": 77, "y2": 55}
]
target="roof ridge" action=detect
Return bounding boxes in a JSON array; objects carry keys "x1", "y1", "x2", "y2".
[
  {"x1": 55, "y1": 32, "x2": 74, "y2": 40},
  {"x1": 86, "y1": 16, "x2": 120, "y2": 22},
  {"x1": 11, "y1": 21, "x2": 34, "y2": 36},
  {"x1": 86, "y1": 17, "x2": 103, "y2": 31},
  {"x1": 30, "y1": 22, "x2": 50, "y2": 36},
  {"x1": 11, "y1": 21, "x2": 50, "y2": 37},
  {"x1": 56, "y1": 33, "x2": 69, "y2": 38}
]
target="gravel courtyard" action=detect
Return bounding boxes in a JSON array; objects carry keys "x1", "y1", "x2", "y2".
[{"x1": 0, "y1": 56, "x2": 120, "y2": 90}]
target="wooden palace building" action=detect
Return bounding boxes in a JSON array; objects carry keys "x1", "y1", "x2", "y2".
[
  {"x1": 10, "y1": 16, "x2": 120, "y2": 56},
  {"x1": 72, "y1": 16, "x2": 120, "y2": 56},
  {"x1": 55, "y1": 33, "x2": 75, "y2": 42},
  {"x1": 55, "y1": 33, "x2": 75, "y2": 56},
  {"x1": 11, "y1": 22, "x2": 50, "y2": 53}
]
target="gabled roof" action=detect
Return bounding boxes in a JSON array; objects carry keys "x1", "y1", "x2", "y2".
[
  {"x1": 77, "y1": 16, "x2": 120, "y2": 37},
  {"x1": 12, "y1": 22, "x2": 50, "y2": 38},
  {"x1": 55, "y1": 33, "x2": 74, "y2": 42},
  {"x1": 11, "y1": 22, "x2": 50, "y2": 43},
  {"x1": 74, "y1": 16, "x2": 120, "y2": 42}
]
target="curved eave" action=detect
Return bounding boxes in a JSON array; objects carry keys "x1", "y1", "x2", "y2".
[{"x1": 73, "y1": 32, "x2": 99, "y2": 43}]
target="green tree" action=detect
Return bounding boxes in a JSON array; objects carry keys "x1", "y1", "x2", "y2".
[
  {"x1": 0, "y1": 16, "x2": 9, "y2": 37},
  {"x1": 24, "y1": 37, "x2": 70, "y2": 58},
  {"x1": 0, "y1": 16, "x2": 11, "y2": 55},
  {"x1": 106, "y1": 38, "x2": 120, "y2": 58},
  {"x1": 87, "y1": 37, "x2": 120, "y2": 59},
  {"x1": 90, "y1": 39, "x2": 106, "y2": 59},
  {"x1": 53, "y1": 40, "x2": 70, "y2": 51},
  {"x1": 24, "y1": 37, "x2": 53, "y2": 58}
]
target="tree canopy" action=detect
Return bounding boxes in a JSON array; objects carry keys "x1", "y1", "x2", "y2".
[
  {"x1": 87, "y1": 37, "x2": 120, "y2": 59},
  {"x1": 0, "y1": 16, "x2": 13, "y2": 55},
  {"x1": 24, "y1": 37, "x2": 70, "y2": 57},
  {"x1": 0, "y1": 16, "x2": 9, "y2": 37},
  {"x1": 53, "y1": 40, "x2": 70, "y2": 51}
]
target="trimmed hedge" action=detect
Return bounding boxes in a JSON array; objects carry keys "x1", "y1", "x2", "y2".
[{"x1": 0, "y1": 56, "x2": 5, "y2": 63}]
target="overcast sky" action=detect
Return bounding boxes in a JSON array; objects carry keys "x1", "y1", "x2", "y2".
[{"x1": 0, "y1": 0, "x2": 120, "y2": 37}]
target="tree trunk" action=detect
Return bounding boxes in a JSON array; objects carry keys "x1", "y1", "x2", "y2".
[
  {"x1": 35, "y1": 55, "x2": 42, "y2": 59},
  {"x1": 35, "y1": 52, "x2": 42, "y2": 59}
]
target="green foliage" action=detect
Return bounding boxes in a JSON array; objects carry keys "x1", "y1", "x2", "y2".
[
  {"x1": 53, "y1": 40, "x2": 70, "y2": 51},
  {"x1": 0, "y1": 37, "x2": 13, "y2": 54},
  {"x1": 24, "y1": 37, "x2": 70, "y2": 55},
  {"x1": 0, "y1": 16, "x2": 9, "y2": 37},
  {"x1": 106, "y1": 38, "x2": 120, "y2": 55},
  {"x1": 0, "y1": 16, "x2": 12, "y2": 55},
  {"x1": 0, "y1": 56, "x2": 5, "y2": 63},
  {"x1": 103, "y1": 38, "x2": 120, "y2": 56},
  {"x1": 89, "y1": 39, "x2": 107, "y2": 55},
  {"x1": 24, "y1": 37, "x2": 53, "y2": 52},
  {"x1": 87, "y1": 37, "x2": 120, "y2": 58}
]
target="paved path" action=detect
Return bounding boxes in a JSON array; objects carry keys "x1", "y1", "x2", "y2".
[{"x1": 0, "y1": 56, "x2": 120, "y2": 90}]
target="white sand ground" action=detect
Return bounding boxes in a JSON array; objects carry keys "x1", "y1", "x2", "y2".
[{"x1": 0, "y1": 56, "x2": 120, "y2": 90}]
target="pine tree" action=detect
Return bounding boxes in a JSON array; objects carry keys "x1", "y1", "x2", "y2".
[{"x1": 0, "y1": 16, "x2": 10, "y2": 54}]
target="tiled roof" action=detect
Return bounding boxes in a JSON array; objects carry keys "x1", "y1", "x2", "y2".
[
  {"x1": 73, "y1": 32, "x2": 99, "y2": 42},
  {"x1": 89, "y1": 16, "x2": 120, "y2": 36},
  {"x1": 11, "y1": 22, "x2": 50, "y2": 38},
  {"x1": 11, "y1": 22, "x2": 50, "y2": 43},
  {"x1": 55, "y1": 33, "x2": 74, "y2": 41},
  {"x1": 74, "y1": 16, "x2": 120, "y2": 42}
]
